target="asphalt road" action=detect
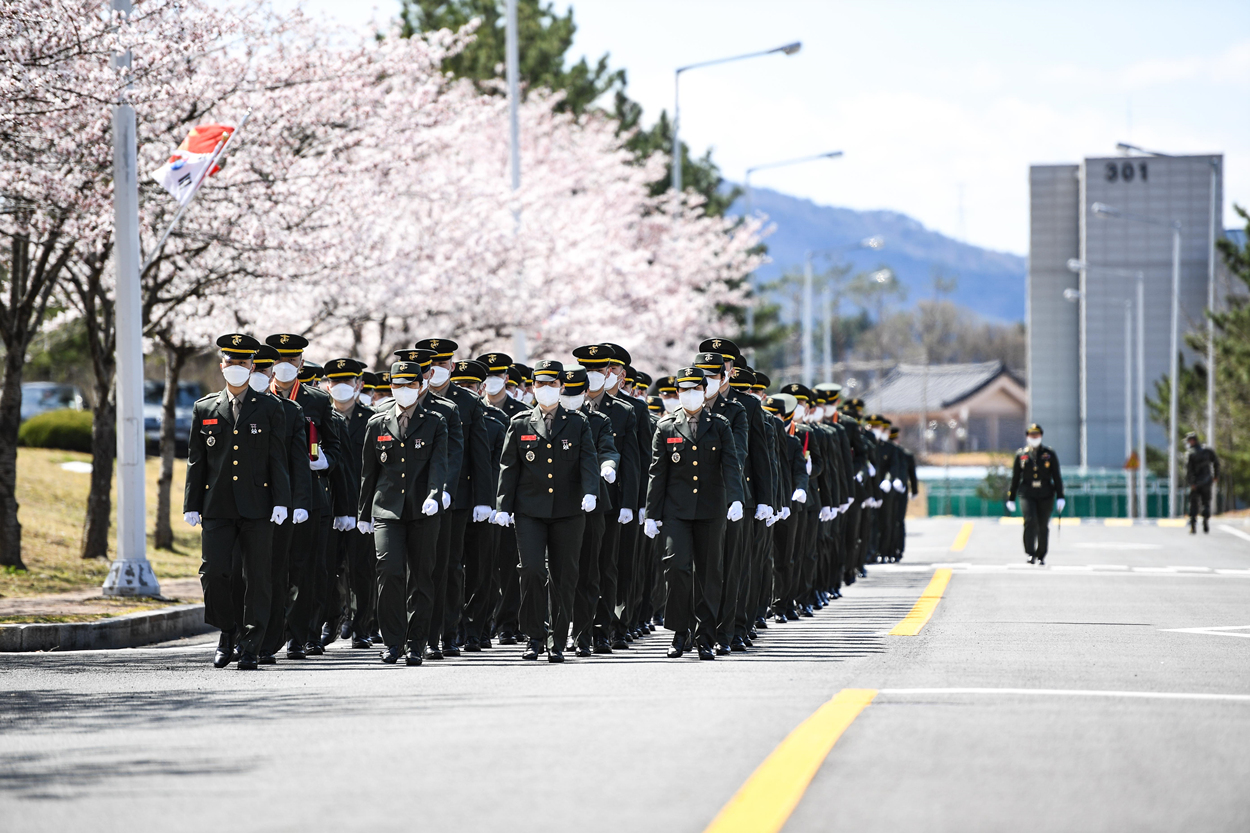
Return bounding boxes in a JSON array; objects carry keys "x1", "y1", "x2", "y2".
[{"x1": 3, "y1": 517, "x2": 1249, "y2": 832}]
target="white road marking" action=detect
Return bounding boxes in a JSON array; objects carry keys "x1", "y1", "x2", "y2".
[
  {"x1": 1160, "y1": 625, "x2": 1250, "y2": 640},
  {"x1": 878, "y1": 687, "x2": 1250, "y2": 702},
  {"x1": 1071, "y1": 542, "x2": 1162, "y2": 550},
  {"x1": 873, "y1": 563, "x2": 1250, "y2": 577},
  {"x1": 1219, "y1": 524, "x2": 1250, "y2": 544},
  {"x1": 1168, "y1": 566, "x2": 1213, "y2": 573}
]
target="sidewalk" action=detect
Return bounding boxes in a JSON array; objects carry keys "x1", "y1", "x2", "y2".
[{"x1": 0, "y1": 577, "x2": 202, "y2": 619}]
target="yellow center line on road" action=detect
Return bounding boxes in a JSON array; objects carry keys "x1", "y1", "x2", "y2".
[
  {"x1": 703, "y1": 689, "x2": 878, "y2": 833},
  {"x1": 950, "y1": 521, "x2": 974, "y2": 551},
  {"x1": 889, "y1": 568, "x2": 952, "y2": 636}
]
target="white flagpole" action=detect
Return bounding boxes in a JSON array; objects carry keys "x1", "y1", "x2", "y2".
[{"x1": 142, "y1": 109, "x2": 252, "y2": 273}]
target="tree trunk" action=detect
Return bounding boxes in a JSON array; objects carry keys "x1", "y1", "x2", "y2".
[
  {"x1": 0, "y1": 347, "x2": 26, "y2": 570},
  {"x1": 153, "y1": 343, "x2": 185, "y2": 550},
  {"x1": 81, "y1": 371, "x2": 116, "y2": 560}
]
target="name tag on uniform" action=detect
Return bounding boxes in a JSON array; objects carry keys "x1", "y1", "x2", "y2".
[
  {"x1": 667, "y1": 437, "x2": 683, "y2": 444},
  {"x1": 521, "y1": 434, "x2": 538, "y2": 441},
  {"x1": 203, "y1": 419, "x2": 218, "y2": 426},
  {"x1": 377, "y1": 435, "x2": 393, "y2": 442},
  {"x1": 1032, "y1": 481, "x2": 1041, "y2": 488}
]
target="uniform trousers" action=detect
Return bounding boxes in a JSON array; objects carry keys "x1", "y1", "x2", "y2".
[
  {"x1": 373, "y1": 515, "x2": 441, "y2": 652},
  {"x1": 429, "y1": 507, "x2": 470, "y2": 649},
  {"x1": 615, "y1": 520, "x2": 640, "y2": 638},
  {"x1": 515, "y1": 513, "x2": 585, "y2": 652},
  {"x1": 797, "y1": 508, "x2": 820, "y2": 604},
  {"x1": 259, "y1": 518, "x2": 295, "y2": 657},
  {"x1": 662, "y1": 516, "x2": 725, "y2": 646},
  {"x1": 572, "y1": 511, "x2": 606, "y2": 647},
  {"x1": 202, "y1": 517, "x2": 271, "y2": 655},
  {"x1": 343, "y1": 527, "x2": 375, "y2": 637},
  {"x1": 771, "y1": 513, "x2": 798, "y2": 614},
  {"x1": 1021, "y1": 496, "x2": 1054, "y2": 558},
  {"x1": 462, "y1": 520, "x2": 499, "y2": 643},
  {"x1": 287, "y1": 504, "x2": 327, "y2": 647},
  {"x1": 1189, "y1": 484, "x2": 1213, "y2": 523},
  {"x1": 593, "y1": 519, "x2": 623, "y2": 641},
  {"x1": 715, "y1": 517, "x2": 746, "y2": 645},
  {"x1": 493, "y1": 526, "x2": 521, "y2": 636}
]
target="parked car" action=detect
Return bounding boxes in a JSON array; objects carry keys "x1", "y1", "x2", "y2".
[
  {"x1": 144, "y1": 380, "x2": 203, "y2": 457},
  {"x1": 20, "y1": 382, "x2": 85, "y2": 423}
]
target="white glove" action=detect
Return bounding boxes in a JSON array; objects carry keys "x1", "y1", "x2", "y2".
[
  {"x1": 1005, "y1": 500, "x2": 1016, "y2": 513},
  {"x1": 855, "y1": 472, "x2": 864, "y2": 483},
  {"x1": 818, "y1": 507, "x2": 830, "y2": 521},
  {"x1": 1056, "y1": 498, "x2": 1066, "y2": 512},
  {"x1": 472, "y1": 505, "x2": 492, "y2": 523},
  {"x1": 727, "y1": 501, "x2": 743, "y2": 522},
  {"x1": 293, "y1": 508, "x2": 309, "y2": 524},
  {"x1": 422, "y1": 497, "x2": 439, "y2": 516},
  {"x1": 893, "y1": 478, "x2": 905, "y2": 493},
  {"x1": 638, "y1": 509, "x2": 646, "y2": 522},
  {"x1": 779, "y1": 506, "x2": 791, "y2": 520},
  {"x1": 755, "y1": 504, "x2": 772, "y2": 521},
  {"x1": 766, "y1": 513, "x2": 779, "y2": 527},
  {"x1": 183, "y1": 511, "x2": 201, "y2": 527},
  {"x1": 791, "y1": 488, "x2": 806, "y2": 504},
  {"x1": 867, "y1": 462, "x2": 876, "y2": 477},
  {"x1": 337, "y1": 515, "x2": 355, "y2": 531},
  {"x1": 493, "y1": 511, "x2": 512, "y2": 527},
  {"x1": 805, "y1": 457, "x2": 813, "y2": 475},
  {"x1": 618, "y1": 508, "x2": 634, "y2": 525},
  {"x1": 644, "y1": 518, "x2": 660, "y2": 539},
  {"x1": 271, "y1": 505, "x2": 289, "y2": 525},
  {"x1": 880, "y1": 478, "x2": 891, "y2": 492},
  {"x1": 356, "y1": 519, "x2": 374, "y2": 534},
  {"x1": 441, "y1": 491, "x2": 452, "y2": 509},
  {"x1": 600, "y1": 463, "x2": 616, "y2": 483},
  {"x1": 581, "y1": 494, "x2": 598, "y2": 513},
  {"x1": 488, "y1": 510, "x2": 498, "y2": 524},
  {"x1": 310, "y1": 453, "x2": 329, "y2": 472},
  {"x1": 845, "y1": 497, "x2": 855, "y2": 508}
]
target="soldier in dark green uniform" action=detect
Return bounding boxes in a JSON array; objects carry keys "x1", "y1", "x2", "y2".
[
  {"x1": 358, "y1": 361, "x2": 449, "y2": 665},
  {"x1": 184, "y1": 334, "x2": 291, "y2": 670},
  {"x1": 644, "y1": 367, "x2": 743, "y2": 660},
  {"x1": 495, "y1": 360, "x2": 600, "y2": 662},
  {"x1": 455, "y1": 359, "x2": 503, "y2": 650},
  {"x1": 491, "y1": 360, "x2": 529, "y2": 645},
  {"x1": 1007, "y1": 423, "x2": 1065, "y2": 564},
  {"x1": 1184, "y1": 432, "x2": 1220, "y2": 534}
]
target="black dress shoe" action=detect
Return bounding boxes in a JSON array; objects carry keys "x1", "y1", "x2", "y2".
[
  {"x1": 730, "y1": 636, "x2": 748, "y2": 652},
  {"x1": 785, "y1": 609, "x2": 800, "y2": 621},
  {"x1": 306, "y1": 642, "x2": 324, "y2": 656},
  {"x1": 593, "y1": 639, "x2": 613, "y2": 654},
  {"x1": 748, "y1": 628, "x2": 758, "y2": 640},
  {"x1": 755, "y1": 617, "x2": 768, "y2": 630},
  {"x1": 464, "y1": 639, "x2": 482, "y2": 652},
  {"x1": 213, "y1": 633, "x2": 234, "y2": 668},
  {"x1": 369, "y1": 631, "x2": 383, "y2": 644},
  {"x1": 479, "y1": 636, "x2": 492, "y2": 649},
  {"x1": 611, "y1": 637, "x2": 629, "y2": 650},
  {"x1": 774, "y1": 614, "x2": 788, "y2": 625},
  {"x1": 623, "y1": 631, "x2": 634, "y2": 643},
  {"x1": 339, "y1": 622, "x2": 352, "y2": 640},
  {"x1": 666, "y1": 634, "x2": 687, "y2": 658},
  {"x1": 424, "y1": 646, "x2": 444, "y2": 660},
  {"x1": 801, "y1": 605, "x2": 814, "y2": 617},
  {"x1": 1203, "y1": 518, "x2": 1210, "y2": 533},
  {"x1": 405, "y1": 651, "x2": 423, "y2": 666},
  {"x1": 576, "y1": 645, "x2": 592, "y2": 657},
  {"x1": 1028, "y1": 555, "x2": 1036, "y2": 564},
  {"x1": 442, "y1": 643, "x2": 461, "y2": 657},
  {"x1": 548, "y1": 649, "x2": 564, "y2": 663},
  {"x1": 522, "y1": 640, "x2": 543, "y2": 661},
  {"x1": 1037, "y1": 555, "x2": 1046, "y2": 565},
  {"x1": 859, "y1": 567, "x2": 868, "y2": 578},
  {"x1": 237, "y1": 652, "x2": 259, "y2": 670},
  {"x1": 258, "y1": 653, "x2": 276, "y2": 665},
  {"x1": 351, "y1": 637, "x2": 372, "y2": 649},
  {"x1": 285, "y1": 640, "x2": 306, "y2": 660},
  {"x1": 320, "y1": 623, "x2": 335, "y2": 647},
  {"x1": 697, "y1": 643, "x2": 716, "y2": 660},
  {"x1": 498, "y1": 631, "x2": 518, "y2": 645},
  {"x1": 379, "y1": 645, "x2": 402, "y2": 664},
  {"x1": 742, "y1": 636, "x2": 753, "y2": 648},
  {"x1": 715, "y1": 643, "x2": 731, "y2": 656}
]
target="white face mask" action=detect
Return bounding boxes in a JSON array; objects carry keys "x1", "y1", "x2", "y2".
[
  {"x1": 661, "y1": 397, "x2": 681, "y2": 413},
  {"x1": 330, "y1": 382, "x2": 357, "y2": 402},
  {"x1": 812, "y1": 406, "x2": 825, "y2": 422},
  {"x1": 586, "y1": 370, "x2": 606, "y2": 391},
  {"x1": 1026, "y1": 435, "x2": 1042, "y2": 448},
  {"x1": 704, "y1": 378, "x2": 721, "y2": 399},
  {"x1": 248, "y1": 372, "x2": 270, "y2": 392},
  {"x1": 392, "y1": 386, "x2": 419, "y2": 408},
  {"x1": 534, "y1": 385, "x2": 560, "y2": 407},
  {"x1": 273, "y1": 362, "x2": 299, "y2": 383},
  {"x1": 521, "y1": 390, "x2": 535, "y2": 405},
  {"x1": 484, "y1": 376, "x2": 506, "y2": 396},
  {"x1": 559, "y1": 393, "x2": 585, "y2": 411},
  {"x1": 793, "y1": 403, "x2": 807, "y2": 421},
  {"x1": 605, "y1": 368, "x2": 622, "y2": 392},
  {"x1": 679, "y1": 389, "x2": 704, "y2": 412},
  {"x1": 429, "y1": 365, "x2": 451, "y2": 387},
  {"x1": 358, "y1": 392, "x2": 373, "y2": 406},
  {"x1": 222, "y1": 364, "x2": 251, "y2": 387}
]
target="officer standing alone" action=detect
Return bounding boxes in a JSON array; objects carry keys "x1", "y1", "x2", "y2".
[
  {"x1": 1006, "y1": 423, "x2": 1065, "y2": 565},
  {"x1": 1184, "y1": 432, "x2": 1220, "y2": 534}
]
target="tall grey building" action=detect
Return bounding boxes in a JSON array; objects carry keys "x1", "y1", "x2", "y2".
[{"x1": 1028, "y1": 154, "x2": 1222, "y2": 469}]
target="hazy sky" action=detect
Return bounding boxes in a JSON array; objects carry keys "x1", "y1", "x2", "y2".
[{"x1": 293, "y1": 0, "x2": 1248, "y2": 256}]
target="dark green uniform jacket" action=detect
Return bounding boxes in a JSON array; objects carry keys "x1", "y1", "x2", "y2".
[
  {"x1": 184, "y1": 387, "x2": 291, "y2": 519},
  {"x1": 497, "y1": 405, "x2": 600, "y2": 519},
  {"x1": 275, "y1": 395, "x2": 311, "y2": 513},
  {"x1": 1008, "y1": 444, "x2": 1064, "y2": 501},
  {"x1": 581, "y1": 406, "x2": 620, "y2": 510},
  {"x1": 333, "y1": 400, "x2": 374, "y2": 508},
  {"x1": 358, "y1": 402, "x2": 449, "y2": 521},
  {"x1": 442, "y1": 383, "x2": 495, "y2": 508},
  {"x1": 419, "y1": 391, "x2": 464, "y2": 496},
  {"x1": 645, "y1": 409, "x2": 743, "y2": 522},
  {"x1": 730, "y1": 389, "x2": 775, "y2": 508}
]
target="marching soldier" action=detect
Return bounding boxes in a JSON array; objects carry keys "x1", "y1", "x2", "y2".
[
  {"x1": 1184, "y1": 432, "x2": 1220, "y2": 534},
  {"x1": 1006, "y1": 423, "x2": 1065, "y2": 564},
  {"x1": 495, "y1": 360, "x2": 600, "y2": 662},
  {"x1": 455, "y1": 359, "x2": 504, "y2": 651},
  {"x1": 494, "y1": 363, "x2": 529, "y2": 644},
  {"x1": 358, "y1": 361, "x2": 449, "y2": 665},
  {"x1": 184, "y1": 334, "x2": 291, "y2": 670},
  {"x1": 644, "y1": 366, "x2": 743, "y2": 660}
]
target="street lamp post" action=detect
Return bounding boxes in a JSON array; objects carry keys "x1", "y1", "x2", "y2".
[
  {"x1": 672, "y1": 42, "x2": 801, "y2": 195},
  {"x1": 505, "y1": 0, "x2": 527, "y2": 363},
  {"x1": 1091, "y1": 202, "x2": 1182, "y2": 516}
]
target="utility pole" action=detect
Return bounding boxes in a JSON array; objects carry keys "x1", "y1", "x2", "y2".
[
  {"x1": 802, "y1": 252, "x2": 814, "y2": 386},
  {"x1": 506, "y1": 0, "x2": 527, "y2": 363},
  {"x1": 102, "y1": 0, "x2": 159, "y2": 597}
]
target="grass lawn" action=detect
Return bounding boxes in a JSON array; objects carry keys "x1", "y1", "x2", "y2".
[{"x1": 0, "y1": 448, "x2": 201, "y2": 598}]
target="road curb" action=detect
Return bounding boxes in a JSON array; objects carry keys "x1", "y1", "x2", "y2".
[{"x1": 0, "y1": 603, "x2": 209, "y2": 652}]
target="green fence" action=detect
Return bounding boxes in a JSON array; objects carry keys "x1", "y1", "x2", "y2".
[{"x1": 926, "y1": 470, "x2": 1168, "y2": 518}]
